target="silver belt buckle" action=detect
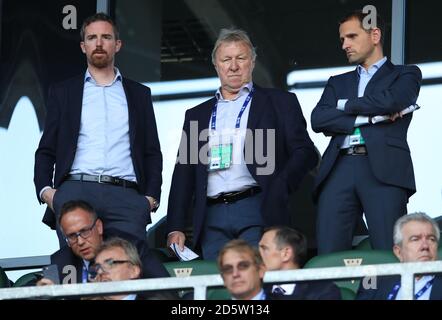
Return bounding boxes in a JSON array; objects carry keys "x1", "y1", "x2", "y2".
[{"x1": 98, "y1": 174, "x2": 103, "y2": 184}]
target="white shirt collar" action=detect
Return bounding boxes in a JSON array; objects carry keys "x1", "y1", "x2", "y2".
[
  {"x1": 84, "y1": 68, "x2": 122, "y2": 85},
  {"x1": 215, "y1": 81, "x2": 253, "y2": 101},
  {"x1": 357, "y1": 56, "x2": 387, "y2": 75}
]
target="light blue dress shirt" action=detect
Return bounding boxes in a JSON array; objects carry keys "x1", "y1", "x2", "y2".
[{"x1": 70, "y1": 68, "x2": 136, "y2": 181}]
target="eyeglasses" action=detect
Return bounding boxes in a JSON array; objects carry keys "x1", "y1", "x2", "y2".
[
  {"x1": 88, "y1": 258, "x2": 133, "y2": 280},
  {"x1": 64, "y1": 219, "x2": 97, "y2": 245},
  {"x1": 220, "y1": 260, "x2": 254, "y2": 275}
]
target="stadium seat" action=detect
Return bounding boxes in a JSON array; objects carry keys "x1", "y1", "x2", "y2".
[
  {"x1": 12, "y1": 271, "x2": 43, "y2": 287},
  {"x1": 163, "y1": 260, "x2": 230, "y2": 300},
  {"x1": 0, "y1": 267, "x2": 10, "y2": 288},
  {"x1": 304, "y1": 250, "x2": 399, "y2": 294},
  {"x1": 339, "y1": 287, "x2": 356, "y2": 300}
]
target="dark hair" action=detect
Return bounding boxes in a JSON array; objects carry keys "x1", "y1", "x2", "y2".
[
  {"x1": 339, "y1": 10, "x2": 386, "y2": 46},
  {"x1": 264, "y1": 226, "x2": 308, "y2": 267},
  {"x1": 59, "y1": 200, "x2": 97, "y2": 225},
  {"x1": 80, "y1": 12, "x2": 119, "y2": 41}
]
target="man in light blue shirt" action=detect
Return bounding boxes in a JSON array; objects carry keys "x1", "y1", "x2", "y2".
[{"x1": 34, "y1": 13, "x2": 162, "y2": 247}]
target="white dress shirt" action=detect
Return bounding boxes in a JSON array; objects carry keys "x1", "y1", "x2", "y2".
[{"x1": 207, "y1": 82, "x2": 258, "y2": 197}]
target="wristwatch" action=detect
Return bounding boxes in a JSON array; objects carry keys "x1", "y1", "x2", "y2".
[{"x1": 150, "y1": 197, "x2": 159, "y2": 212}]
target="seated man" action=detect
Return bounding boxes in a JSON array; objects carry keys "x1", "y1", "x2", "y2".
[
  {"x1": 218, "y1": 239, "x2": 267, "y2": 300},
  {"x1": 39, "y1": 200, "x2": 170, "y2": 285},
  {"x1": 88, "y1": 237, "x2": 143, "y2": 300},
  {"x1": 259, "y1": 226, "x2": 341, "y2": 299},
  {"x1": 357, "y1": 212, "x2": 442, "y2": 300}
]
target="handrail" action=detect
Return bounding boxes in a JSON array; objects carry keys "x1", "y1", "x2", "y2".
[{"x1": 1, "y1": 261, "x2": 442, "y2": 300}]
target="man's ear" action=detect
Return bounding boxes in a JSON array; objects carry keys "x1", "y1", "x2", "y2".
[
  {"x1": 281, "y1": 246, "x2": 292, "y2": 263},
  {"x1": 131, "y1": 265, "x2": 141, "y2": 279},
  {"x1": 258, "y1": 263, "x2": 266, "y2": 280},
  {"x1": 96, "y1": 219, "x2": 104, "y2": 236},
  {"x1": 115, "y1": 39, "x2": 122, "y2": 53},
  {"x1": 371, "y1": 28, "x2": 382, "y2": 45},
  {"x1": 80, "y1": 42, "x2": 86, "y2": 54},
  {"x1": 393, "y1": 244, "x2": 402, "y2": 262}
]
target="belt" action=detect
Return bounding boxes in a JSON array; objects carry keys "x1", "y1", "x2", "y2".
[
  {"x1": 66, "y1": 174, "x2": 138, "y2": 189},
  {"x1": 207, "y1": 186, "x2": 261, "y2": 205},
  {"x1": 340, "y1": 145, "x2": 368, "y2": 156}
]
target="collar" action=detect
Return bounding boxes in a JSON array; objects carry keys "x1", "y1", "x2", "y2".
[
  {"x1": 357, "y1": 56, "x2": 387, "y2": 75},
  {"x1": 231, "y1": 288, "x2": 266, "y2": 300},
  {"x1": 215, "y1": 81, "x2": 253, "y2": 101},
  {"x1": 83, "y1": 259, "x2": 90, "y2": 269},
  {"x1": 84, "y1": 68, "x2": 122, "y2": 85},
  {"x1": 272, "y1": 283, "x2": 296, "y2": 295}
]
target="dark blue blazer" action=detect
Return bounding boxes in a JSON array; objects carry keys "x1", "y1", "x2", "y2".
[
  {"x1": 166, "y1": 84, "x2": 317, "y2": 246},
  {"x1": 34, "y1": 74, "x2": 162, "y2": 229},
  {"x1": 356, "y1": 275, "x2": 442, "y2": 300},
  {"x1": 265, "y1": 281, "x2": 342, "y2": 300},
  {"x1": 311, "y1": 60, "x2": 422, "y2": 198}
]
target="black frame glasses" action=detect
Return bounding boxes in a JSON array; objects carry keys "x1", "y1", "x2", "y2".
[
  {"x1": 64, "y1": 219, "x2": 97, "y2": 245},
  {"x1": 88, "y1": 258, "x2": 133, "y2": 280}
]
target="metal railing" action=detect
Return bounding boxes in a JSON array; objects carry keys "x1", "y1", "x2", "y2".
[{"x1": 1, "y1": 260, "x2": 442, "y2": 300}]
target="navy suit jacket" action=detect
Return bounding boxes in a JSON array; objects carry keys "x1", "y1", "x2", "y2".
[
  {"x1": 34, "y1": 74, "x2": 162, "y2": 229},
  {"x1": 311, "y1": 60, "x2": 422, "y2": 198},
  {"x1": 167, "y1": 84, "x2": 317, "y2": 246},
  {"x1": 357, "y1": 275, "x2": 442, "y2": 300},
  {"x1": 265, "y1": 280, "x2": 342, "y2": 300}
]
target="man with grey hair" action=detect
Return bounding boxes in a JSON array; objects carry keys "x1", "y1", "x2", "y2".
[
  {"x1": 89, "y1": 237, "x2": 142, "y2": 300},
  {"x1": 167, "y1": 28, "x2": 317, "y2": 260},
  {"x1": 357, "y1": 212, "x2": 442, "y2": 300}
]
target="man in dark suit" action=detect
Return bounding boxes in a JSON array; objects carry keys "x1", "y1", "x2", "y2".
[
  {"x1": 34, "y1": 13, "x2": 162, "y2": 246},
  {"x1": 311, "y1": 11, "x2": 422, "y2": 254},
  {"x1": 38, "y1": 200, "x2": 170, "y2": 287},
  {"x1": 259, "y1": 226, "x2": 341, "y2": 300},
  {"x1": 357, "y1": 212, "x2": 442, "y2": 300},
  {"x1": 167, "y1": 28, "x2": 317, "y2": 260}
]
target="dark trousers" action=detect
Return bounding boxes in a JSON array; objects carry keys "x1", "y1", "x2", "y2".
[
  {"x1": 316, "y1": 155, "x2": 407, "y2": 254},
  {"x1": 200, "y1": 193, "x2": 264, "y2": 260},
  {"x1": 53, "y1": 180, "x2": 151, "y2": 248}
]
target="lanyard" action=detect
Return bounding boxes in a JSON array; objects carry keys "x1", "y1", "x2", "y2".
[
  {"x1": 387, "y1": 277, "x2": 434, "y2": 300},
  {"x1": 210, "y1": 87, "x2": 254, "y2": 131}
]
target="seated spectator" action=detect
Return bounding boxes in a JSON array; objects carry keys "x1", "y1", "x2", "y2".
[
  {"x1": 88, "y1": 237, "x2": 143, "y2": 300},
  {"x1": 218, "y1": 239, "x2": 267, "y2": 300},
  {"x1": 259, "y1": 226, "x2": 341, "y2": 299},
  {"x1": 38, "y1": 200, "x2": 171, "y2": 288},
  {"x1": 357, "y1": 212, "x2": 442, "y2": 300}
]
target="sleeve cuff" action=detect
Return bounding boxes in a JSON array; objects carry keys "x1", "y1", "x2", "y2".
[
  {"x1": 337, "y1": 99, "x2": 348, "y2": 111},
  {"x1": 39, "y1": 186, "x2": 52, "y2": 202},
  {"x1": 355, "y1": 115, "x2": 370, "y2": 127}
]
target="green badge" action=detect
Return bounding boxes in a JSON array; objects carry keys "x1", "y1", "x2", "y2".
[{"x1": 208, "y1": 143, "x2": 233, "y2": 172}]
